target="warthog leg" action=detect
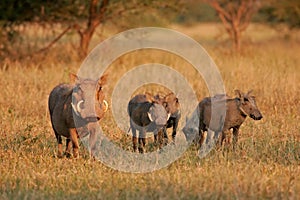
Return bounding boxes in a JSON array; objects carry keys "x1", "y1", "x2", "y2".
[
  {"x1": 171, "y1": 130, "x2": 175, "y2": 143},
  {"x1": 88, "y1": 123, "x2": 98, "y2": 158},
  {"x1": 232, "y1": 125, "x2": 240, "y2": 150},
  {"x1": 154, "y1": 134, "x2": 157, "y2": 144},
  {"x1": 69, "y1": 128, "x2": 79, "y2": 158},
  {"x1": 65, "y1": 138, "x2": 72, "y2": 158},
  {"x1": 198, "y1": 117, "x2": 206, "y2": 147},
  {"x1": 55, "y1": 133, "x2": 63, "y2": 158},
  {"x1": 162, "y1": 127, "x2": 169, "y2": 145},
  {"x1": 132, "y1": 127, "x2": 138, "y2": 153},
  {"x1": 171, "y1": 118, "x2": 180, "y2": 143},
  {"x1": 156, "y1": 129, "x2": 164, "y2": 150},
  {"x1": 221, "y1": 130, "x2": 232, "y2": 148},
  {"x1": 138, "y1": 129, "x2": 146, "y2": 153},
  {"x1": 215, "y1": 130, "x2": 231, "y2": 150},
  {"x1": 199, "y1": 130, "x2": 205, "y2": 147}
]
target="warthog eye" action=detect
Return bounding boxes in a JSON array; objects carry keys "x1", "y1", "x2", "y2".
[{"x1": 74, "y1": 86, "x2": 83, "y2": 95}]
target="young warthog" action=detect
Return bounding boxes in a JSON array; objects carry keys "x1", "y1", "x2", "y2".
[
  {"x1": 128, "y1": 94, "x2": 170, "y2": 153},
  {"x1": 184, "y1": 90, "x2": 263, "y2": 149},
  {"x1": 183, "y1": 94, "x2": 230, "y2": 144},
  {"x1": 48, "y1": 73, "x2": 108, "y2": 158}
]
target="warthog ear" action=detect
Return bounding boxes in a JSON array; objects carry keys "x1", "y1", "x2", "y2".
[
  {"x1": 153, "y1": 94, "x2": 163, "y2": 104},
  {"x1": 247, "y1": 90, "x2": 253, "y2": 96},
  {"x1": 96, "y1": 74, "x2": 108, "y2": 92},
  {"x1": 98, "y1": 73, "x2": 108, "y2": 86},
  {"x1": 235, "y1": 90, "x2": 244, "y2": 103},
  {"x1": 69, "y1": 73, "x2": 79, "y2": 84},
  {"x1": 166, "y1": 92, "x2": 174, "y2": 97},
  {"x1": 145, "y1": 92, "x2": 154, "y2": 102}
]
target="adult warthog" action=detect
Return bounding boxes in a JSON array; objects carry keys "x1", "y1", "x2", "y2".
[
  {"x1": 48, "y1": 73, "x2": 108, "y2": 158},
  {"x1": 183, "y1": 90, "x2": 262, "y2": 149},
  {"x1": 128, "y1": 94, "x2": 170, "y2": 153},
  {"x1": 154, "y1": 93, "x2": 181, "y2": 144}
]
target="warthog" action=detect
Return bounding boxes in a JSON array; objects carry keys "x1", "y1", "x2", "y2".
[
  {"x1": 48, "y1": 73, "x2": 108, "y2": 158},
  {"x1": 128, "y1": 94, "x2": 170, "y2": 153},
  {"x1": 183, "y1": 94, "x2": 230, "y2": 143},
  {"x1": 154, "y1": 93, "x2": 181, "y2": 144},
  {"x1": 183, "y1": 90, "x2": 263, "y2": 149}
]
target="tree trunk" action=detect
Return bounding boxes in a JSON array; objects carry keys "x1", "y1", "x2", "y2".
[
  {"x1": 79, "y1": 28, "x2": 95, "y2": 58},
  {"x1": 232, "y1": 22, "x2": 241, "y2": 52},
  {"x1": 78, "y1": 0, "x2": 109, "y2": 58},
  {"x1": 233, "y1": 30, "x2": 241, "y2": 52}
]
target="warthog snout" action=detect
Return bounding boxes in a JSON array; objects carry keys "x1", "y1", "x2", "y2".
[
  {"x1": 236, "y1": 90, "x2": 263, "y2": 121},
  {"x1": 147, "y1": 104, "x2": 170, "y2": 126},
  {"x1": 250, "y1": 109, "x2": 263, "y2": 120},
  {"x1": 182, "y1": 110, "x2": 199, "y2": 143}
]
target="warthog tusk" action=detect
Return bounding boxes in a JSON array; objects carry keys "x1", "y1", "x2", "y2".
[
  {"x1": 77, "y1": 100, "x2": 84, "y2": 113},
  {"x1": 103, "y1": 100, "x2": 108, "y2": 112},
  {"x1": 239, "y1": 106, "x2": 248, "y2": 117},
  {"x1": 71, "y1": 102, "x2": 80, "y2": 116},
  {"x1": 167, "y1": 113, "x2": 171, "y2": 120},
  {"x1": 147, "y1": 112, "x2": 153, "y2": 122}
]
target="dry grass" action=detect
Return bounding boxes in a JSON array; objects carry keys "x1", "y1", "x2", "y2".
[{"x1": 0, "y1": 23, "x2": 299, "y2": 199}]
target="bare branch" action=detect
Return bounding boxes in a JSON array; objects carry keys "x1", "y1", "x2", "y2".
[
  {"x1": 86, "y1": 0, "x2": 109, "y2": 31},
  {"x1": 95, "y1": 0, "x2": 110, "y2": 26},
  {"x1": 206, "y1": 0, "x2": 232, "y2": 21},
  {"x1": 35, "y1": 25, "x2": 72, "y2": 54},
  {"x1": 218, "y1": 12, "x2": 234, "y2": 36},
  {"x1": 237, "y1": 1, "x2": 247, "y2": 24}
]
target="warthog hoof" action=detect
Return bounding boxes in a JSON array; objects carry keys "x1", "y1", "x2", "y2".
[
  {"x1": 57, "y1": 152, "x2": 64, "y2": 159},
  {"x1": 73, "y1": 150, "x2": 79, "y2": 158},
  {"x1": 64, "y1": 151, "x2": 72, "y2": 158},
  {"x1": 138, "y1": 147, "x2": 145, "y2": 154}
]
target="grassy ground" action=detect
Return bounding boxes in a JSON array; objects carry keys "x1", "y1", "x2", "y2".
[{"x1": 0, "y1": 23, "x2": 299, "y2": 199}]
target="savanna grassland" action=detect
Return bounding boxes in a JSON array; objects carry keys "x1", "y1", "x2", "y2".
[{"x1": 0, "y1": 23, "x2": 299, "y2": 199}]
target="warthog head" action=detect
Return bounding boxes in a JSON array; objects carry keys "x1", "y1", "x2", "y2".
[
  {"x1": 235, "y1": 90, "x2": 263, "y2": 120},
  {"x1": 182, "y1": 108, "x2": 199, "y2": 143},
  {"x1": 147, "y1": 103, "x2": 170, "y2": 127},
  {"x1": 163, "y1": 93, "x2": 180, "y2": 117},
  {"x1": 154, "y1": 92, "x2": 180, "y2": 116},
  {"x1": 71, "y1": 73, "x2": 108, "y2": 122}
]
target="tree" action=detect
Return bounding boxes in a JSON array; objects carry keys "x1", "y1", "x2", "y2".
[
  {"x1": 260, "y1": 0, "x2": 300, "y2": 29},
  {"x1": 0, "y1": 0, "x2": 182, "y2": 58},
  {"x1": 0, "y1": 0, "x2": 90, "y2": 58},
  {"x1": 204, "y1": 0, "x2": 261, "y2": 51}
]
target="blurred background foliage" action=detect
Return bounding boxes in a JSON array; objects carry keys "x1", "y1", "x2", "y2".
[
  {"x1": 1, "y1": 0, "x2": 299, "y2": 26},
  {"x1": 0, "y1": 0, "x2": 300, "y2": 59}
]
